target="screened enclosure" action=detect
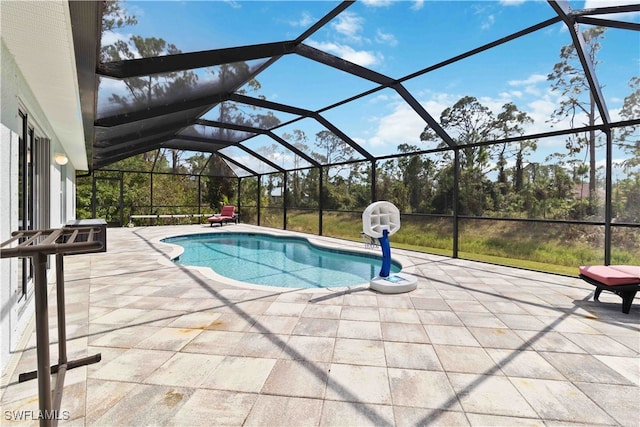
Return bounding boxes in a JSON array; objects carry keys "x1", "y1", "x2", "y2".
[{"x1": 71, "y1": 1, "x2": 640, "y2": 275}]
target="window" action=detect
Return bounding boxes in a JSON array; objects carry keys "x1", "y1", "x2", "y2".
[
  {"x1": 17, "y1": 110, "x2": 50, "y2": 298},
  {"x1": 18, "y1": 112, "x2": 33, "y2": 296},
  {"x1": 60, "y1": 163, "x2": 67, "y2": 224}
]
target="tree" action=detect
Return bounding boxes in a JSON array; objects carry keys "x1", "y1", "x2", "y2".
[
  {"x1": 420, "y1": 97, "x2": 537, "y2": 215},
  {"x1": 346, "y1": 162, "x2": 372, "y2": 210},
  {"x1": 101, "y1": 1, "x2": 199, "y2": 168},
  {"x1": 205, "y1": 156, "x2": 236, "y2": 210},
  {"x1": 102, "y1": 36, "x2": 198, "y2": 168},
  {"x1": 420, "y1": 96, "x2": 498, "y2": 215},
  {"x1": 493, "y1": 103, "x2": 536, "y2": 212},
  {"x1": 547, "y1": 26, "x2": 606, "y2": 213},
  {"x1": 100, "y1": 1, "x2": 137, "y2": 58},
  {"x1": 615, "y1": 77, "x2": 640, "y2": 222},
  {"x1": 97, "y1": 1, "x2": 273, "y2": 212},
  {"x1": 185, "y1": 153, "x2": 209, "y2": 175},
  {"x1": 395, "y1": 144, "x2": 436, "y2": 213},
  {"x1": 310, "y1": 131, "x2": 356, "y2": 208},
  {"x1": 209, "y1": 64, "x2": 280, "y2": 145},
  {"x1": 282, "y1": 130, "x2": 311, "y2": 207},
  {"x1": 617, "y1": 77, "x2": 640, "y2": 169},
  {"x1": 313, "y1": 131, "x2": 355, "y2": 168}
]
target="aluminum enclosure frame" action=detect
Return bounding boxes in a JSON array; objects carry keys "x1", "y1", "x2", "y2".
[{"x1": 69, "y1": 0, "x2": 640, "y2": 265}]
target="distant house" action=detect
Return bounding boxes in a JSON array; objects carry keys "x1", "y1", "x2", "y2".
[
  {"x1": 572, "y1": 183, "x2": 605, "y2": 200},
  {"x1": 1, "y1": 2, "x2": 92, "y2": 374},
  {"x1": 269, "y1": 188, "x2": 310, "y2": 205},
  {"x1": 270, "y1": 187, "x2": 283, "y2": 204}
]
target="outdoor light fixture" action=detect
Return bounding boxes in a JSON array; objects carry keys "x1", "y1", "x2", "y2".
[{"x1": 54, "y1": 153, "x2": 68, "y2": 165}]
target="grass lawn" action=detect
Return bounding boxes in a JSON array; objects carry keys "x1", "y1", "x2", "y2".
[{"x1": 284, "y1": 211, "x2": 638, "y2": 276}]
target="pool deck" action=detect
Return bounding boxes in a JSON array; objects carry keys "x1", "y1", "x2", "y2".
[{"x1": 1, "y1": 224, "x2": 638, "y2": 426}]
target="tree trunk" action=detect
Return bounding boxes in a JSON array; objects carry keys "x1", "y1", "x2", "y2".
[{"x1": 589, "y1": 94, "x2": 597, "y2": 212}]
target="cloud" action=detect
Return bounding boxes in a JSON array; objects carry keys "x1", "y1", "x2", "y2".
[
  {"x1": 500, "y1": 90, "x2": 523, "y2": 99},
  {"x1": 370, "y1": 94, "x2": 391, "y2": 103},
  {"x1": 508, "y1": 74, "x2": 548, "y2": 86},
  {"x1": 471, "y1": 3, "x2": 496, "y2": 31},
  {"x1": 97, "y1": 76, "x2": 125, "y2": 110},
  {"x1": 583, "y1": 0, "x2": 640, "y2": 20},
  {"x1": 478, "y1": 94, "x2": 514, "y2": 113},
  {"x1": 331, "y1": 11, "x2": 365, "y2": 42},
  {"x1": 359, "y1": 89, "x2": 570, "y2": 155},
  {"x1": 365, "y1": 97, "x2": 452, "y2": 149},
  {"x1": 584, "y1": 0, "x2": 639, "y2": 7},
  {"x1": 101, "y1": 32, "x2": 145, "y2": 59},
  {"x1": 101, "y1": 31, "x2": 129, "y2": 47},
  {"x1": 290, "y1": 11, "x2": 315, "y2": 28},
  {"x1": 500, "y1": 0, "x2": 527, "y2": 5},
  {"x1": 313, "y1": 10, "x2": 391, "y2": 68},
  {"x1": 507, "y1": 73, "x2": 547, "y2": 97},
  {"x1": 222, "y1": 0, "x2": 242, "y2": 9},
  {"x1": 526, "y1": 93, "x2": 579, "y2": 136},
  {"x1": 355, "y1": 78, "x2": 628, "y2": 162},
  {"x1": 367, "y1": 103, "x2": 427, "y2": 148},
  {"x1": 333, "y1": 12, "x2": 398, "y2": 48},
  {"x1": 411, "y1": 1, "x2": 425, "y2": 11},
  {"x1": 361, "y1": 0, "x2": 394, "y2": 7},
  {"x1": 481, "y1": 14, "x2": 496, "y2": 30},
  {"x1": 307, "y1": 41, "x2": 382, "y2": 67},
  {"x1": 375, "y1": 29, "x2": 398, "y2": 47}
]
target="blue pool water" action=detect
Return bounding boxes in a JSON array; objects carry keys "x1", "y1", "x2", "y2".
[{"x1": 163, "y1": 232, "x2": 401, "y2": 288}]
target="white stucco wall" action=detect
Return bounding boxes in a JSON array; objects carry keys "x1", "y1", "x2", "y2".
[
  {"x1": 0, "y1": 40, "x2": 78, "y2": 375},
  {"x1": 50, "y1": 141, "x2": 77, "y2": 227},
  {"x1": 0, "y1": 123, "x2": 22, "y2": 380},
  {"x1": 1, "y1": 40, "x2": 30, "y2": 376}
]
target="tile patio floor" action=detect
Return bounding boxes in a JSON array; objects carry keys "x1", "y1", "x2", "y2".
[{"x1": 1, "y1": 224, "x2": 638, "y2": 426}]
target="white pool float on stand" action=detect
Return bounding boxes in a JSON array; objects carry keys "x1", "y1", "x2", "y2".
[{"x1": 362, "y1": 201, "x2": 417, "y2": 294}]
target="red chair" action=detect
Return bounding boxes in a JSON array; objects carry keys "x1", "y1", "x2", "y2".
[
  {"x1": 207, "y1": 205, "x2": 236, "y2": 227},
  {"x1": 579, "y1": 265, "x2": 640, "y2": 314}
]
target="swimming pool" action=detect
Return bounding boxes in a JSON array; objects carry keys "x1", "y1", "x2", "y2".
[{"x1": 163, "y1": 232, "x2": 401, "y2": 288}]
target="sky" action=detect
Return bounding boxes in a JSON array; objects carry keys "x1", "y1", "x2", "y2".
[{"x1": 101, "y1": 0, "x2": 639, "y2": 176}]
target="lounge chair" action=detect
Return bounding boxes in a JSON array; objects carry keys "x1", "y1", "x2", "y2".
[
  {"x1": 579, "y1": 265, "x2": 640, "y2": 314},
  {"x1": 207, "y1": 205, "x2": 236, "y2": 227}
]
